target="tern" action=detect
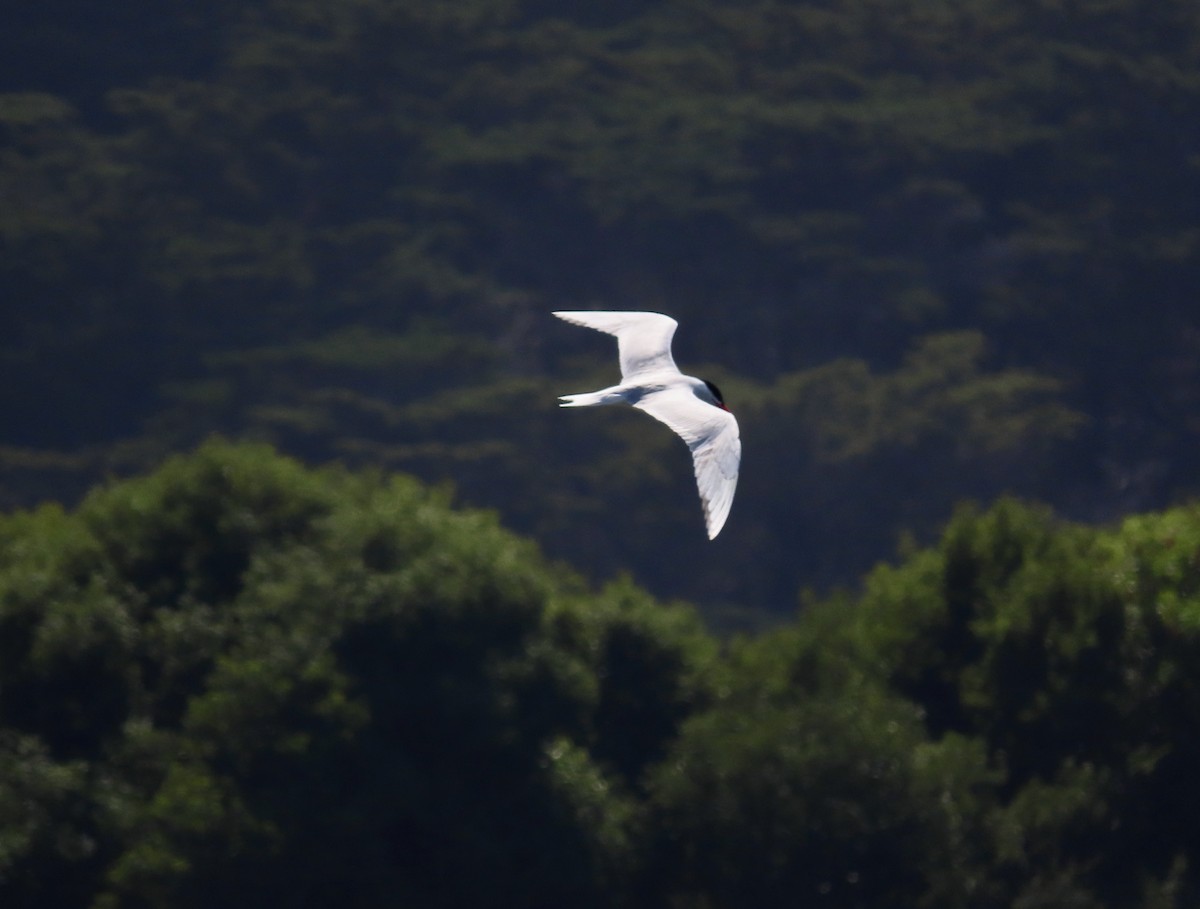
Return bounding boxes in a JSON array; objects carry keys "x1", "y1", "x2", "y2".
[{"x1": 553, "y1": 310, "x2": 741, "y2": 539}]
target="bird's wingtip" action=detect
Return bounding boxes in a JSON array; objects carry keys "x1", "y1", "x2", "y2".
[{"x1": 703, "y1": 506, "x2": 727, "y2": 540}]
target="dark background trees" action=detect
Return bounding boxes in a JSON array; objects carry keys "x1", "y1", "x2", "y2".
[
  {"x1": 2, "y1": 0, "x2": 1198, "y2": 616},
  {"x1": 6, "y1": 5, "x2": 1199, "y2": 895}
]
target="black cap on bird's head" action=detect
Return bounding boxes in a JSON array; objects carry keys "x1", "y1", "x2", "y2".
[{"x1": 703, "y1": 380, "x2": 730, "y2": 411}]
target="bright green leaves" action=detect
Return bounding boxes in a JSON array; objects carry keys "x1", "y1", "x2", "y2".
[
  {"x1": 0, "y1": 442, "x2": 712, "y2": 906},
  {"x1": 4, "y1": 446, "x2": 1200, "y2": 905},
  {"x1": 840, "y1": 498, "x2": 1200, "y2": 905}
]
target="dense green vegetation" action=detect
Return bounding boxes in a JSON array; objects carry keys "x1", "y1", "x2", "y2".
[
  {"x1": 2, "y1": 443, "x2": 1200, "y2": 906},
  {"x1": 2, "y1": 0, "x2": 1198, "y2": 613},
  {"x1": 4, "y1": 4, "x2": 1198, "y2": 903},
  {"x1": 0, "y1": 443, "x2": 714, "y2": 907}
]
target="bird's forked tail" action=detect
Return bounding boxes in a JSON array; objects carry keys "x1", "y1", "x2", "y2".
[{"x1": 558, "y1": 389, "x2": 622, "y2": 407}]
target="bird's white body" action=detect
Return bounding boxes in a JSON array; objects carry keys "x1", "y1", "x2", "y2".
[{"x1": 553, "y1": 310, "x2": 741, "y2": 539}]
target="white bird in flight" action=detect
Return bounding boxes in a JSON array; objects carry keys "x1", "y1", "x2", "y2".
[{"x1": 553, "y1": 310, "x2": 741, "y2": 539}]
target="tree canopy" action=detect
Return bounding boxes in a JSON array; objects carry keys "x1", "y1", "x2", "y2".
[
  {"x1": 5, "y1": 4, "x2": 1199, "y2": 902},
  {"x1": 2, "y1": 444, "x2": 1200, "y2": 906},
  {"x1": 2, "y1": 0, "x2": 1198, "y2": 613},
  {"x1": 0, "y1": 441, "x2": 714, "y2": 907}
]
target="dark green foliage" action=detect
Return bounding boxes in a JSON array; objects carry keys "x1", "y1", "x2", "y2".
[
  {"x1": 643, "y1": 692, "x2": 968, "y2": 907},
  {"x1": 0, "y1": 442, "x2": 715, "y2": 907},
  {"x1": 3, "y1": 447, "x2": 1200, "y2": 906},
  {"x1": 4, "y1": 0, "x2": 1200, "y2": 897},
  {"x1": 2, "y1": 0, "x2": 1199, "y2": 613},
  {"x1": 840, "y1": 499, "x2": 1200, "y2": 906}
]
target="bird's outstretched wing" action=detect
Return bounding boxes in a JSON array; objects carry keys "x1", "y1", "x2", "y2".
[
  {"x1": 552, "y1": 311, "x2": 679, "y2": 379},
  {"x1": 634, "y1": 386, "x2": 741, "y2": 539}
]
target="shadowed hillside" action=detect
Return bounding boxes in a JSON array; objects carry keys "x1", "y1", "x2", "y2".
[{"x1": 2, "y1": 0, "x2": 1198, "y2": 615}]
